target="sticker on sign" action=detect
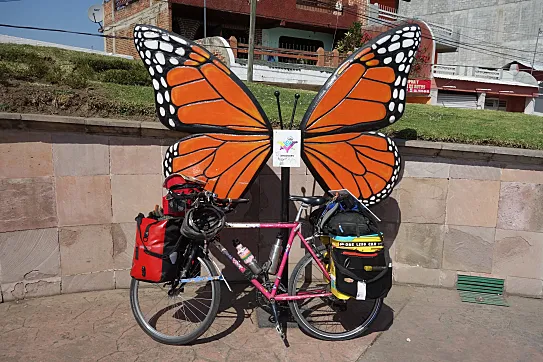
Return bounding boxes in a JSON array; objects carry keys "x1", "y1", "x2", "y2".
[{"x1": 272, "y1": 130, "x2": 301, "y2": 168}]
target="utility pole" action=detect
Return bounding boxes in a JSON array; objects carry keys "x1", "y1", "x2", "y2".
[
  {"x1": 531, "y1": 27, "x2": 542, "y2": 75},
  {"x1": 247, "y1": 0, "x2": 257, "y2": 82},
  {"x1": 203, "y1": 0, "x2": 207, "y2": 38}
]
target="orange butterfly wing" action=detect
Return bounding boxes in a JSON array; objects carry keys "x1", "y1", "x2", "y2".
[
  {"x1": 164, "y1": 134, "x2": 271, "y2": 199},
  {"x1": 134, "y1": 25, "x2": 272, "y2": 198},
  {"x1": 301, "y1": 24, "x2": 421, "y2": 204},
  {"x1": 134, "y1": 25, "x2": 271, "y2": 133}
]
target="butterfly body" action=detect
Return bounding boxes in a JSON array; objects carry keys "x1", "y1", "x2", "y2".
[{"x1": 134, "y1": 23, "x2": 421, "y2": 206}]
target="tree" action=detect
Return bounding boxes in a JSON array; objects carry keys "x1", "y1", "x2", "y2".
[{"x1": 336, "y1": 22, "x2": 372, "y2": 53}]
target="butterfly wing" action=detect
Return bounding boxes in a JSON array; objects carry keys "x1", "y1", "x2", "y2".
[
  {"x1": 134, "y1": 25, "x2": 272, "y2": 198},
  {"x1": 164, "y1": 133, "x2": 271, "y2": 199},
  {"x1": 133, "y1": 24, "x2": 272, "y2": 134},
  {"x1": 301, "y1": 24, "x2": 421, "y2": 204}
]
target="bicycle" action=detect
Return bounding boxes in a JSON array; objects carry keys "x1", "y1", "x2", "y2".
[{"x1": 130, "y1": 190, "x2": 383, "y2": 344}]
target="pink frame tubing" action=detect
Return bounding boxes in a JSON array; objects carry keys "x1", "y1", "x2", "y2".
[{"x1": 223, "y1": 222, "x2": 332, "y2": 302}]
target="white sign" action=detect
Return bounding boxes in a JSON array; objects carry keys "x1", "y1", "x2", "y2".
[{"x1": 272, "y1": 130, "x2": 301, "y2": 168}]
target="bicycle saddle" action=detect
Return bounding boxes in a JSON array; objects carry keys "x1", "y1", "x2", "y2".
[{"x1": 289, "y1": 195, "x2": 329, "y2": 206}]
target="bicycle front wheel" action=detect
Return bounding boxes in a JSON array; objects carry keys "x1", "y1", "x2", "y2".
[
  {"x1": 288, "y1": 246, "x2": 382, "y2": 341},
  {"x1": 130, "y1": 255, "x2": 221, "y2": 345}
]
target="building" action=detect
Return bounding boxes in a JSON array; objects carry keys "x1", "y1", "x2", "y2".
[{"x1": 102, "y1": 0, "x2": 367, "y2": 58}]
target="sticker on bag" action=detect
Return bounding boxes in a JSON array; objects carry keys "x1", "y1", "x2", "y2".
[{"x1": 356, "y1": 281, "x2": 367, "y2": 300}]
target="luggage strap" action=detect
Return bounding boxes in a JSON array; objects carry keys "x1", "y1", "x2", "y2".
[
  {"x1": 135, "y1": 213, "x2": 183, "y2": 260},
  {"x1": 331, "y1": 250, "x2": 389, "y2": 284}
]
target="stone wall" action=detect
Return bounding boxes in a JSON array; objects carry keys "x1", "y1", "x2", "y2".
[{"x1": 1, "y1": 113, "x2": 542, "y2": 302}]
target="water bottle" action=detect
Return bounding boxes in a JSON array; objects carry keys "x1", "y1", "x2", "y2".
[
  {"x1": 267, "y1": 233, "x2": 284, "y2": 275},
  {"x1": 233, "y1": 239, "x2": 262, "y2": 275}
]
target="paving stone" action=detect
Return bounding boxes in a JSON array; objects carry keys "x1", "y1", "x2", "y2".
[
  {"x1": 1, "y1": 277, "x2": 61, "y2": 301},
  {"x1": 497, "y1": 182, "x2": 543, "y2": 232},
  {"x1": 109, "y1": 136, "x2": 162, "y2": 175},
  {"x1": 442, "y1": 225, "x2": 495, "y2": 273},
  {"x1": 398, "y1": 178, "x2": 448, "y2": 224},
  {"x1": 493, "y1": 229, "x2": 543, "y2": 280},
  {"x1": 505, "y1": 276, "x2": 543, "y2": 297},
  {"x1": 62, "y1": 271, "x2": 115, "y2": 294},
  {"x1": 0, "y1": 228, "x2": 60, "y2": 283},
  {"x1": 439, "y1": 270, "x2": 458, "y2": 288},
  {"x1": 111, "y1": 174, "x2": 162, "y2": 223},
  {"x1": 449, "y1": 164, "x2": 501, "y2": 181},
  {"x1": 52, "y1": 133, "x2": 109, "y2": 176},
  {"x1": 395, "y1": 223, "x2": 444, "y2": 269},
  {"x1": 59, "y1": 225, "x2": 114, "y2": 275},
  {"x1": 55, "y1": 176, "x2": 112, "y2": 226},
  {"x1": 0, "y1": 131, "x2": 53, "y2": 178},
  {"x1": 403, "y1": 160, "x2": 450, "y2": 178},
  {"x1": 114, "y1": 269, "x2": 132, "y2": 289},
  {"x1": 0, "y1": 177, "x2": 57, "y2": 232},
  {"x1": 393, "y1": 263, "x2": 440, "y2": 286},
  {"x1": 501, "y1": 168, "x2": 543, "y2": 184},
  {"x1": 446, "y1": 179, "x2": 500, "y2": 227}
]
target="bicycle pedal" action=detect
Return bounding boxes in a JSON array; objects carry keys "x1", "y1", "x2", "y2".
[{"x1": 275, "y1": 324, "x2": 285, "y2": 340}]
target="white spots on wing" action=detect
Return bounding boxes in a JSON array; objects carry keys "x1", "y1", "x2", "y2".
[
  {"x1": 149, "y1": 67, "x2": 155, "y2": 76},
  {"x1": 402, "y1": 78, "x2": 407, "y2": 86},
  {"x1": 393, "y1": 89, "x2": 398, "y2": 99},
  {"x1": 384, "y1": 57, "x2": 392, "y2": 64},
  {"x1": 403, "y1": 32, "x2": 415, "y2": 38},
  {"x1": 372, "y1": 44, "x2": 377, "y2": 50},
  {"x1": 376, "y1": 35, "x2": 391, "y2": 45},
  {"x1": 170, "y1": 105, "x2": 175, "y2": 114},
  {"x1": 159, "y1": 42, "x2": 174, "y2": 52},
  {"x1": 162, "y1": 34, "x2": 170, "y2": 41},
  {"x1": 405, "y1": 65, "x2": 411, "y2": 73},
  {"x1": 408, "y1": 50, "x2": 414, "y2": 57},
  {"x1": 159, "y1": 107, "x2": 166, "y2": 117},
  {"x1": 399, "y1": 89, "x2": 405, "y2": 100},
  {"x1": 399, "y1": 64, "x2": 405, "y2": 72},
  {"x1": 164, "y1": 160, "x2": 168, "y2": 167},
  {"x1": 389, "y1": 102, "x2": 395, "y2": 111},
  {"x1": 156, "y1": 65, "x2": 163, "y2": 73},
  {"x1": 398, "y1": 103, "x2": 404, "y2": 113},
  {"x1": 168, "y1": 119, "x2": 175, "y2": 127},
  {"x1": 410, "y1": 26, "x2": 417, "y2": 31},
  {"x1": 144, "y1": 31, "x2": 159, "y2": 38},
  {"x1": 145, "y1": 50, "x2": 151, "y2": 58},
  {"x1": 139, "y1": 51, "x2": 145, "y2": 59},
  {"x1": 378, "y1": 48, "x2": 387, "y2": 54},
  {"x1": 155, "y1": 52, "x2": 165, "y2": 65},
  {"x1": 175, "y1": 48, "x2": 185, "y2": 56},
  {"x1": 170, "y1": 57, "x2": 180, "y2": 65},
  {"x1": 144, "y1": 40, "x2": 158, "y2": 49},
  {"x1": 157, "y1": 93, "x2": 163, "y2": 104},
  {"x1": 391, "y1": 35, "x2": 400, "y2": 42},
  {"x1": 152, "y1": 79, "x2": 159, "y2": 90},
  {"x1": 388, "y1": 42, "x2": 400, "y2": 52},
  {"x1": 145, "y1": 59, "x2": 151, "y2": 65},
  {"x1": 395, "y1": 76, "x2": 402, "y2": 86},
  {"x1": 164, "y1": 90, "x2": 170, "y2": 102},
  {"x1": 402, "y1": 39, "x2": 415, "y2": 48},
  {"x1": 395, "y1": 52, "x2": 404, "y2": 63},
  {"x1": 403, "y1": 26, "x2": 410, "y2": 31},
  {"x1": 160, "y1": 77, "x2": 167, "y2": 88},
  {"x1": 170, "y1": 35, "x2": 188, "y2": 45}
]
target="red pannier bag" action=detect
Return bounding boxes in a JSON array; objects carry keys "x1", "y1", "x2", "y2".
[
  {"x1": 162, "y1": 173, "x2": 206, "y2": 216},
  {"x1": 130, "y1": 213, "x2": 185, "y2": 283}
]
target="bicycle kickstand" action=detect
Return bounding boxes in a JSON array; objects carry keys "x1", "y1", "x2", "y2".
[{"x1": 269, "y1": 300, "x2": 287, "y2": 343}]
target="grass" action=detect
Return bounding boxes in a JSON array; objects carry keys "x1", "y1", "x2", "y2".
[{"x1": 1, "y1": 43, "x2": 542, "y2": 150}]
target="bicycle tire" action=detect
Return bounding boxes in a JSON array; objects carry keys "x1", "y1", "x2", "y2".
[
  {"x1": 130, "y1": 255, "x2": 221, "y2": 345},
  {"x1": 288, "y1": 246, "x2": 383, "y2": 341}
]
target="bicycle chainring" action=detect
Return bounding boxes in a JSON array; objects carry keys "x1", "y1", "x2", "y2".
[{"x1": 255, "y1": 281, "x2": 288, "y2": 313}]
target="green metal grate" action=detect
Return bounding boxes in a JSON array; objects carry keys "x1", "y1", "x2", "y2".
[{"x1": 457, "y1": 275, "x2": 508, "y2": 307}]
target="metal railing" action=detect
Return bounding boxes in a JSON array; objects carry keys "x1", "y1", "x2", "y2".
[{"x1": 433, "y1": 65, "x2": 504, "y2": 80}]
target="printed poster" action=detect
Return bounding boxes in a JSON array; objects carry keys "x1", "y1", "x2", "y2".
[{"x1": 272, "y1": 130, "x2": 301, "y2": 168}]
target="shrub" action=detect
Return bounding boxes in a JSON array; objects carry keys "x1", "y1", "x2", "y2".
[
  {"x1": 63, "y1": 71, "x2": 88, "y2": 89},
  {"x1": 73, "y1": 55, "x2": 133, "y2": 72},
  {"x1": 100, "y1": 68, "x2": 151, "y2": 86}
]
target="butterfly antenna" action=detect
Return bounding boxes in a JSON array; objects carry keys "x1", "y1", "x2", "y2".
[
  {"x1": 289, "y1": 93, "x2": 300, "y2": 130},
  {"x1": 274, "y1": 91, "x2": 284, "y2": 130}
]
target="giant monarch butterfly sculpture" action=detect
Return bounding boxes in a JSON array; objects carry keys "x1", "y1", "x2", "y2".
[{"x1": 133, "y1": 23, "x2": 421, "y2": 206}]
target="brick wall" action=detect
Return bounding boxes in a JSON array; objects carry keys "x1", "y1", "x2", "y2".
[
  {"x1": 1, "y1": 113, "x2": 543, "y2": 302},
  {"x1": 103, "y1": 0, "x2": 172, "y2": 56}
]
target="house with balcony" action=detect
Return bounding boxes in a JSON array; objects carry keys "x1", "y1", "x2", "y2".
[{"x1": 102, "y1": 0, "x2": 364, "y2": 59}]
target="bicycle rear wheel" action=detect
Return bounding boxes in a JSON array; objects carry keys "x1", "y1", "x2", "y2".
[
  {"x1": 288, "y1": 246, "x2": 382, "y2": 341},
  {"x1": 130, "y1": 255, "x2": 221, "y2": 345}
]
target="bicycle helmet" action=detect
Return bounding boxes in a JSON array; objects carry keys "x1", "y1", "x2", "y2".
[{"x1": 180, "y1": 204, "x2": 225, "y2": 240}]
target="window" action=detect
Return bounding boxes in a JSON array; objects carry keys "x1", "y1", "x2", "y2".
[
  {"x1": 277, "y1": 36, "x2": 324, "y2": 65},
  {"x1": 484, "y1": 98, "x2": 507, "y2": 111},
  {"x1": 115, "y1": 0, "x2": 139, "y2": 11}
]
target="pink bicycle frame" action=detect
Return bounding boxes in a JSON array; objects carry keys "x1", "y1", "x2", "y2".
[{"x1": 212, "y1": 221, "x2": 332, "y2": 302}]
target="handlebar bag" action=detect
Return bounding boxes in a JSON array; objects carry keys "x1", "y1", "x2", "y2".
[{"x1": 130, "y1": 213, "x2": 185, "y2": 283}]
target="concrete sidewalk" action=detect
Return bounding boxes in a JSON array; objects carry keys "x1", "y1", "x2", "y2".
[{"x1": 0, "y1": 285, "x2": 541, "y2": 362}]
